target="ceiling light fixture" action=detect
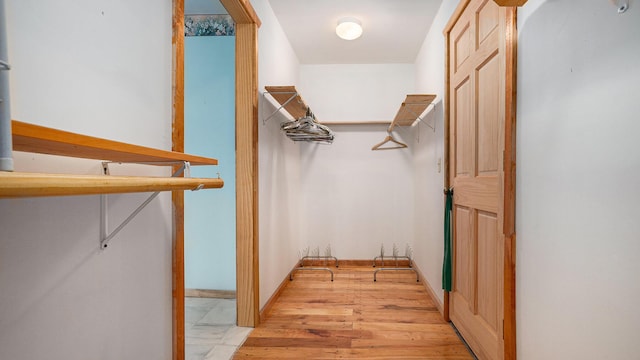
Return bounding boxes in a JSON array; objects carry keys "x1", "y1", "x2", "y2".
[{"x1": 336, "y1": 17, "x2": 363, "y2": 40}]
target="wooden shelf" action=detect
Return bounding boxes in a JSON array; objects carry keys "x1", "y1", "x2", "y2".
[
  {"x1": 263, "y1": 89, "x2": 435, "y2": 130},
  {"x1": 263, "y1": 88, "x2": 436, "y2": 153},
  {"x1": 12, "y1": 120, "x2": 218, "y2": 165},
  {"x1": 264, "y1": 86, "x2": 309, "y2": 120},
  {"x1": 0, "y1": 172, "x2": 223, "y2": 198},
  {"x1": 390, "y1": 94, "x2": 436, "y2": 129},
  {"x1": 1, "y1": 120, "x2": 223, "y2": 198}
]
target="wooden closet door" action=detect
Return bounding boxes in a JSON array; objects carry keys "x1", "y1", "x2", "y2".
[{"x1": 448, "y1": 0, "x2": 506, "y2": 359}]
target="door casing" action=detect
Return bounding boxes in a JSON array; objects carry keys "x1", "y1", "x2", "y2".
[{"x1": 171, "y1": 1, "x2": 261, "y2": 359}]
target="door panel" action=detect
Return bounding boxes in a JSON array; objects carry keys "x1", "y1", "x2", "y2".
[
  {"x1": 477, "y1": 54, "x2": 500, "y2": 175},
  {"x1": 448, "y1": 0, "x2": 506, "y2": 359},
  {"x1": 477, "y1": 0, "x2": 499, "y2": 46},
  {"x1": 455, "y1": 24, "x2": 472, "y2": 71},
  {"x1": 477, "y1": 210, "x2": 499, "y2": 331},
  {"x1": 454, "y1": 206, "x2": 474, "y2": 305},
  {"x1": 453, "y1": 177, "x2": 499, "y2": 213},
  {"x1": 455, "y1": 79, "x2": 473, "y2": 177}
]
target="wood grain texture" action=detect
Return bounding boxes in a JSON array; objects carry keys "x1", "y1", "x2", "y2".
[
  {"x1": 0, "y1": 172, "x2": 223, "y2": 198},
  {"x1": 452, "y1": 176, "x2": 500, "y2": 213},
  {"x1": 185, "y1": 289, "x2": 236, "y2": 299},
  {"x1": 503, "y1": 7, "x2": 518, "y2": 360},
  {"x1": 264, "y1": 85, "x2": 310, "y2": 120},
  {"x1": 171, "y1": 1, "x2": 186, "y2": 359},
  {"x1": 260, "y1": 262, "x2": 298, "y2": 324},
  {"x1": 443, "y1": 291, "x2": 450, "y2": 322},
  {"x1": 341, "y1": 259, "x2": 409, "y2": 267},
  {"x1": 173, "y1": 187, "x2": 185, "y2": 360},
  {"x1": 170, "y1": 0, "x2": 262, "y2": 350},
  {"x1": 235, "y1": 265, "x2": 473, "y2": 359},
  {"x1": 445, "y1": 1, "x2": 514, "y2": 359},
  {"x1": 413, "y1": 261, "x2": 446, "y2": 316},
  {"x1": 493, "y1": 0, "x2": 527, "y2": 6},
  {"x1": 235, "y1": 22, "x2": 260, "y2": 328},
  {"x1": 444, "y1": 0, "x2": 471, "y2": 35},
  {"x1": 12, "y1": 120, "x2": 217, "y2": 165},
  {"x1": 220, "y1": 0, "x2": 261, "y2": 26},
  {"x1": 391, "y1": 94, "x2": 437, "y2": 127}
]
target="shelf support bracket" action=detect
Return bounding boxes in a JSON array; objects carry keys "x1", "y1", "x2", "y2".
[
  {"x1": 262, "y1": 90, "x2": 300, "y2": 125},
  {"x1": 100, "y1": 161, "x2": 190, "y2": 250},
  {"x1": 407, "y1": 102, "x2": 436, "y2": 132}
]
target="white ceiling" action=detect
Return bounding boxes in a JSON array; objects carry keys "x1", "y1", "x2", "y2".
[{"x1": 267, "y1": 0, "x2": 442, "y2": 64}]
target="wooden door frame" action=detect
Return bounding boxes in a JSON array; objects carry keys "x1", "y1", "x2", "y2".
[
  {"x1": 172, "y1": 1, "x2": 261, "y2": 359},
  {"x1": 443, "y1": 1, "x2": 517, "y2": 358}
]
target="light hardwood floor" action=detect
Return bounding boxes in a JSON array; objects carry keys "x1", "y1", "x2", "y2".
[{"x1": 234, "y1": 264, "x2": 474, "y2": 359}]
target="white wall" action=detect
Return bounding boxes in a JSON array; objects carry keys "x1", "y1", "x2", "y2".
[
  {"x1": 296, "y1": 64, "x2": 417, "y2": 259},
  {"x1": 413, "y1": 0, "x2": 640, "y2": 357},
  {"x1": 255, "y1": 9, "x2": 422, "y2": 304},
  {"x1": 298, "y1": 125, "x2": 415, "y2": 259},
  {"x1": 299, "y1": 64, "x2": 416, "y2": 121},
  {"x1": 517, "y1": 0, "x2": 640, "y2": 358},
  {"x1": 0, "y1": 1, "x2": 173, "y2": 359},
  {"x1": 257, "y1": 2, "x2": 640, "y2": 358},
  {"x1": 411, "y1": 0, "x2": 459, "y2": 307},
  {"x1": 184, "y1": 35, "x2": 236, "y2": 291},
  {"x1": 253, "y1": 0, "x2": 302, "y2": 309}
]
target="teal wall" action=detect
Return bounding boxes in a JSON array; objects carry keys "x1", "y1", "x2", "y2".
[{"x1": 184, "y1": 35, "x2": 236, "y2": 290}]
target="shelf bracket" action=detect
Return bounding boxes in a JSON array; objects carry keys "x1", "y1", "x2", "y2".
[
  {"x1": 262, "y1": 90, "x2": 300, "y2": 125},
  {"x1": 407, "y1": 102, "x2": 436, "y2": 132},
  {"x1": 99, "y1": 161, "x2": 191, "y2": 250}
]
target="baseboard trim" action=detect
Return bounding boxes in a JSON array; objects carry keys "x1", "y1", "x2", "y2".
[
  {"x1": 259, "y1": 261, "x2": 301, "y2": 324},
  {"x1": 301, "y1": 258, "x2": 411, "y2": 267},
  {"x1": 411, "y1": 263, "x2": 445, "y2": 318},
  {"x1": 185, "y1": 289, "x2": 236, "y2": 299}
]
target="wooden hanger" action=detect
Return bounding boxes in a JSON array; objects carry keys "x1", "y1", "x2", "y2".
[{"x1": 371, "y1": 133, "x2": 407, "y2": 151}]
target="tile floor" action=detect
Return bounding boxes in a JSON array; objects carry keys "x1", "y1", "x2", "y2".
[{"x1": 185, "y1": 298, "x2": 253, "y2": 360}]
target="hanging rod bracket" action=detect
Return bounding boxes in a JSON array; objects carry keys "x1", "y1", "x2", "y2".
[
  {"x1": 99, "y1": 161, "x2": 189, "y2": 250},
  {"x1": 0, "y1": 60, "x2": 9, "y2": 70}
]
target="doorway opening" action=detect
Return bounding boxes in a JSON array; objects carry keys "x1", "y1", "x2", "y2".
[
  {"x1": 172, "y1": 0, "x2": 260, "y2": 359},
  {"x1": 183, "y1": 1, "x2": 240, "y2": 358}
]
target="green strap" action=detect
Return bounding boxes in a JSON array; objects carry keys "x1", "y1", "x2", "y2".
[{"x1": 443, "y1": 189, "x2": 453, "y2": 292}]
